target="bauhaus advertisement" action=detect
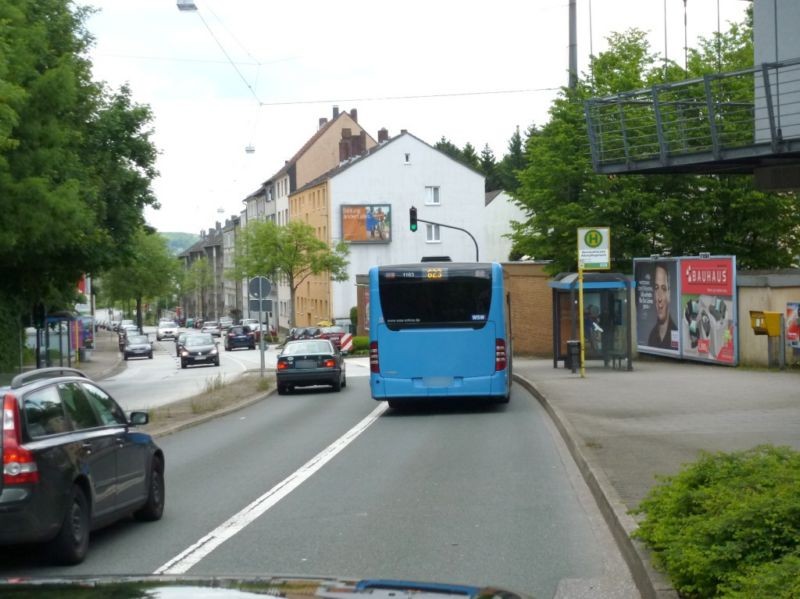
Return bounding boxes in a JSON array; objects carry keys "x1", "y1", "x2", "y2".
[
  {"x1": 679, "y1": 256, "x2": 737, "y2": 364},
  {"x1": 634, "y1": 256, "x2": 738, "y2": 365},
  {"x1": 341, "y1": 204, "x2": 391, "y2": 243}
]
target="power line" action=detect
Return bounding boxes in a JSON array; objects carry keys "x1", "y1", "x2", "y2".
[
  {"x1": 192, "y1": 9, "x2": 262, "y2": 104},
  {"x1": 257, "y1": 87, "x2": 562, "y2": 107}
]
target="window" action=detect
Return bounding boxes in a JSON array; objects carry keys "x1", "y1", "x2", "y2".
[
  {"x1": 426, "y1": 223, "x2": 441, "y2": 243},
  {"x1": 24, "y1": 386, "x2": 70, "y2": 437},
  {"x1": 404, "y1": 153, "x2": 411, "y2": 164},
  {"x1": 82, "y1": 383, "x2": 127, "y2": 426},
  {"x1": 425, "y1": 186, "x2": 440, "y2": 205},
  {"x1": 59, "y1": 383, "x2": 101, "y2": 430}
]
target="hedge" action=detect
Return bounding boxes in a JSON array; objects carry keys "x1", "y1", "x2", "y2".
[{"x1": 632, "y1": 445, "x2": 800, "y2": 598}]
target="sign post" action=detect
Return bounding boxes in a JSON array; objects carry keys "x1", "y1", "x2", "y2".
[
  {"x1": 249, "y1": 277, "x2": 271, "y2": 377},
  {"x1": 577, "y1": 227, "x2": 611, "y2": 377}
]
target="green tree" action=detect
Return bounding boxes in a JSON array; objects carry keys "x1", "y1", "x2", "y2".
[
  {"x1": 233, "y1": 221, "x2": 349, "y2": 328},
  {"x1": 0, "y1": 0, "x2": 159, "y2": 371},
  {"x1": 102, "y1": 230, "x2": 179, "y2": 330},
  {"x1": 511, "y1": 20, "x2": 800, "y2": 273},
  {"x1": 460, "y1": 142, "x2": 480, "y2": 170},
  {"x1": 433, "y1": 136, "x2": 462, "y2": 162},
  {"x1": 479, "y1": 144, "x2": 501, "y2": 192},
  {"x1": 496, "y1": 126, "x2": 528, "y2": 193}
]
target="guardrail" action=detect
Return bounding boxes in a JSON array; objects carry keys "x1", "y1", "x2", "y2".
[{"x1": 585, "y1": 58, "x2": 800, "y2": 173}]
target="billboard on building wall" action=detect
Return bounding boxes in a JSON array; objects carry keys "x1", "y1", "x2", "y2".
[
  {"x1": 634, "y1": 255, "x2": 738, "y2": 365},
  {"x1": 634, "y1": 258, "x2": 680, "y2": 356},
  {"x1": 342, "y1": 204, "x2": 391, "y2": 243}
]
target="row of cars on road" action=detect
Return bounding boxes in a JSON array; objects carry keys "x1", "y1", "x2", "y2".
[{"x1": 287, "y1": 326, "x2": 348, "y2": 351}]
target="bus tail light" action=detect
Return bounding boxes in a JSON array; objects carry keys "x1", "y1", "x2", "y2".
[
  {"x1": 495, "y1": 339, "x2": 507, "y2": 371},
  {"x1": 3, "y1": 394, "x2": 39, "y2": 485},
  {"x1": 369, "y1": 341, "x2": 379, "y2": 373}
]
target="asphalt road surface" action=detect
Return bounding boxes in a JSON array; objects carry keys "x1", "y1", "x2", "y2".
[{"x1": 1, "y1": 376, "x2": 636, "y2": 598}]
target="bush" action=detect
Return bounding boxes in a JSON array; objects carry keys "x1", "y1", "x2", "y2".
[
  {"x1": 721, "y1": 551, "x2": 800, "y2": 598},
  {"x1": 632, "y1": 445, "x2": 800, "y2": 598},
  {"x1": 352, "y1": 336, "x2": 369, "y2": 352}
]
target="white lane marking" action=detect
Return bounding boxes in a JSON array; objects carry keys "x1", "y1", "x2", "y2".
[{"x1": 153, "y1": 401, "x2": 389, "y2": 574}]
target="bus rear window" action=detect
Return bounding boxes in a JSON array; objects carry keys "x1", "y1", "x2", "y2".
[{"x1": 379, "y1": 274, "x2": 492, "y2": 330}]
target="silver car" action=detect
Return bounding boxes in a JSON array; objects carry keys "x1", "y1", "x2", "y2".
[{"x1": 156, "y1": 320, "x2": 178, "y2": 341}]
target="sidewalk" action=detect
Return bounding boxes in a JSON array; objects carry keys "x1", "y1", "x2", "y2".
[
  {"x1": 75, "y1": 329, "x2": 126, "y2": 381},
  {"x1": 512, "y1": 357, "x2": 800, "y2": 598}
]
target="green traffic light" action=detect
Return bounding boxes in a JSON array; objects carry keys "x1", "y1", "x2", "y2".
[{"x1": 410, "y1": 207, "x2": 418, "y2": 232}]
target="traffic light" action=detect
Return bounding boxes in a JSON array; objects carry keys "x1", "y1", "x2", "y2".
[{"x1": 409, "y1": 206, "x2": 418, "y2": 232}]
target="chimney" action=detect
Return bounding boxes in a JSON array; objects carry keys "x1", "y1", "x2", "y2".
[
  {"x1": 400, "y1": 129, "x2": 408, "y2": 135},
  {"x1": 319, "y1": 117, "x2": 328, "y2": 129},
  {"x1": 358, "y1": 130, "x2": 367, "y2": 154},
  {"x1": 339, "y1": 139, "x2": 351, "y2": 161},
  {"x1": 333, "y1": 105, "x2": 340, "y2": 118},
  {"x1": 349, "y1": 108, "x2": 358, "y2": 122},
  {"x1": 341, "y1": 128, "x2": 352, "y2": 139},
  {"x1": 378, "y1": 128, "x2": 389, "y2": 142}
]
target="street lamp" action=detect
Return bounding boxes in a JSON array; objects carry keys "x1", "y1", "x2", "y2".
[{"x1": 177, "y1": 0, "x2": 197, "y2": 11}]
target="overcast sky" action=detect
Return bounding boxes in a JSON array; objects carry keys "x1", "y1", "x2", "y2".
[{"x1": 84, "y1": 0, "x2": 750, "y2": 235}]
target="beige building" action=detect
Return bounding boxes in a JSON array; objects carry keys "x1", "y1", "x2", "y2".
[{"x1": 289, "y1": 180, "x2": 334, "y2": 327}]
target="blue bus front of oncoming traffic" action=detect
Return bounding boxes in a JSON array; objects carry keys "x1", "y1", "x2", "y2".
[{"x1": 368, "y1": 262, "x2": 511, "y2": 406}]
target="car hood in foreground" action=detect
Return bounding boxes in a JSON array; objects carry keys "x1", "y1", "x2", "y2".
[{"x1": 0, "y1": 576, "x2": 530, "y2": 599}]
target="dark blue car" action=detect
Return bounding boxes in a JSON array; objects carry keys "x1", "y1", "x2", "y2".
[{"x1": 0, "y1": 368, "x2": 165, "y2": 565}]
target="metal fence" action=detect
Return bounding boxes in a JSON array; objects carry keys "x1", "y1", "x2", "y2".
[{"x1": 585, "y1": 58, "x2": 800, "y2": 172}]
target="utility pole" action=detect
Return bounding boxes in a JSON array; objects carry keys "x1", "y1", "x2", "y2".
[{"x1": 569, "y1": 0, "x2": 577, "y2": 90}]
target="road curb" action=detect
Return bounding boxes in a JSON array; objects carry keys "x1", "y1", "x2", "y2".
[{"x1": 513, "y1": 372, "x2": 679, "y2": 599}]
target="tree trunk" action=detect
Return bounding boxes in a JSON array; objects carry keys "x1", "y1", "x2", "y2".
[{"x1": 136, "y1": 296, "x2": 143, "y2": 333}]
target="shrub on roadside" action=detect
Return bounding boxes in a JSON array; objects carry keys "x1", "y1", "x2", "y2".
[
  {"x1": 352, "y1": 336, "x2": 369, "y2": 351},
  {"x1": 632, "y1": 445, "x2": 800, "y2": 598},
  {"x1": 720, "y1": 550, "x2": 800, "y2": 598}
]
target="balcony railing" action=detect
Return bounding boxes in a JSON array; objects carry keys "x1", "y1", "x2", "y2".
[{"x1": 585, "y1": 57, "x2": 800, "y2": 174}]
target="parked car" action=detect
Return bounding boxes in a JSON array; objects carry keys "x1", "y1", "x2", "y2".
[
  {"x1": 224, "y1": 325, "x2": 255, "y2": 351},
  {"x1": 201, "y1": 321, "x2": 221, "y2": 337},
  {"x1": 179, "y1": 333, "x2": 220, "y2": 369},
  {"x1": 156, "y1": 320, "x2": 178, "y2": 341},
  {"x1": 276, "y1": 339, "x2": 346, "y2": 394},
  {"x1": 174, "y1": 331, "x2": 189, "y2": 357},
  {"x1": 124, "y1": 334, "x2": 154, "y2": 360},
  {"x1": 318, "y1": 326, "x2": 347, "y2": 350},
  {"x1": 0, "y1": 367, "x2": 165, "y2": 565}
]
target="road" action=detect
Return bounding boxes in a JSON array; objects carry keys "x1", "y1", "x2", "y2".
[
  {"x1": 1, "y1": 361, "x2": 636, "y2": 598},
  {"x1": 100, "y1": 331, "x2": 283, "y2": 411}
]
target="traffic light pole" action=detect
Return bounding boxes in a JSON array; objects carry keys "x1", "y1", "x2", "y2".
[{"x1": 410, "y1": 207, "x2": 479, "y2": 261}]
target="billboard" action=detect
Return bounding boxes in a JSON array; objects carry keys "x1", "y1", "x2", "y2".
[
  {"x1": 634, "y1": 259, "x2": 680, "y2": 355},
  {"x1": 634, "y1": 255, "x2": 738, "y2": 365},
  {"x1": 787, "y1": 302, "x2": 800, "y2": 348},
  {"x1": 342, "y1": 204, "x2": 391, "y2": 243},
  {"x1": 679, "y1": 257, "x2": 736, "y2": 364}
]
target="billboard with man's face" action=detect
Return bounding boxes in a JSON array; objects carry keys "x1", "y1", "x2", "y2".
[
  {"x1": 341, "y1": 204, "x2": 391, "y2": 243},
  {"x1": 634, "y1": 258, "x2": 680, "y2": 355}
]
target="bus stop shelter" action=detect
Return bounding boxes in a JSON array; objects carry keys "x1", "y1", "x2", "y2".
[{"x1": 549, "y1": 272, "x2": 635, "y2": 371}]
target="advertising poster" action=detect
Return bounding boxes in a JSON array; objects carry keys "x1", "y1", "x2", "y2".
[
  {"x1": 342, "y1": 204, "x2": 391, "y2": 243},
  {"x1": 679, "y1": 257, "x2": 736, "y2": 364},
  {"x1": 634, "y1": 258, "x2": 680, "y2": 355},
  {"x1": 787, "y1": 302, "x2": 800, "y2": 348}
]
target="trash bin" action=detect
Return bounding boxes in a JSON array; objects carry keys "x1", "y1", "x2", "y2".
[{"x1": 566, "y1": 340, "x2": 581, "y2": 373}]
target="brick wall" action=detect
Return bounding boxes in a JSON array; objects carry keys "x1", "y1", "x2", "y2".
[{"x1": 503, "y1": 262, "x2": 553, "y2": 356}]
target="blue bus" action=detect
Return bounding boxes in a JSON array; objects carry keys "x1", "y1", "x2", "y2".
[{"x1": 368, "y1": 262, "x2": 512, "y2": 407}]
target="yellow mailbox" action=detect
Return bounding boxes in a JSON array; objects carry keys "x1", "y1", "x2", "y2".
[{"x1": 750, "y1": 310, "x2": 783, "y2": 336}]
